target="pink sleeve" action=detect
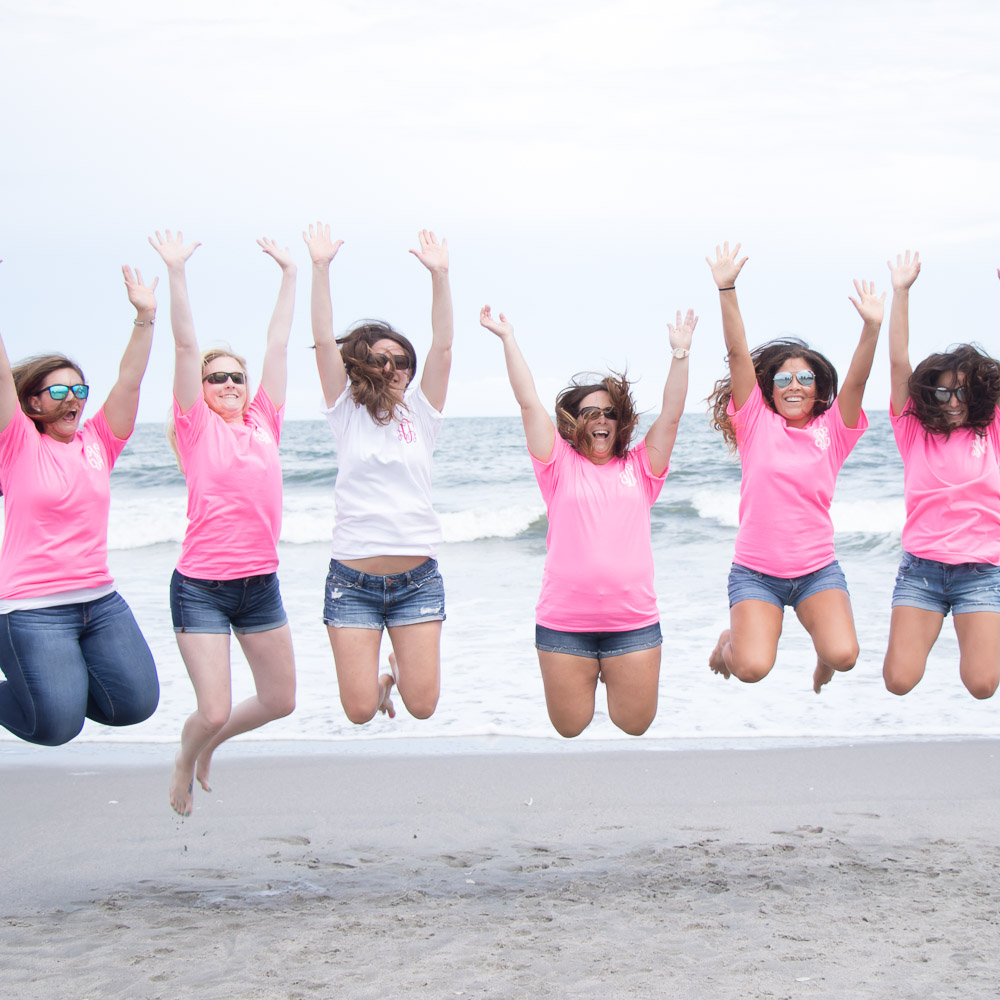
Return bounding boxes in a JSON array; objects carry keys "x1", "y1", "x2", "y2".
[
  {"x1": 249, "y1": 386, "x2": 284, "y2": 444},
  {"x1": 529, "y1": 433, "x2": 567, "y2": 505},
  {"x1": 631, "y1": 440, "x2": 667, "y2": 505},
  {"x1": 85, "y1": 407, "x2": 129, "y2": 468},
  {"x1": 728, "y1": 381, "x2": 764, "y2": 445},
  {"x1": 0, "y1": 407, "x2": 32, "y2": 481}
]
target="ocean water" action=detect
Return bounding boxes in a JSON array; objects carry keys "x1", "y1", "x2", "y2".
[{"x1": 2, "y1": 412, "x2": 998, "y2": 749}]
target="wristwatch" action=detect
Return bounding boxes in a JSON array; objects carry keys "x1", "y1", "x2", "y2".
[{"x1": 671, "y1": 348, "x2": 690, "y2": 360}]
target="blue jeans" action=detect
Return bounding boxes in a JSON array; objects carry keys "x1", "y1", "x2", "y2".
[
  {"x1": 891, "y1": 552, "x2": 1000, "y2": 615},
  {"x1": 727, "y1": 560, "x2": 849, "y2": 610},
  {"x1": 170, "y1": 570, "x2": 288, "y2": 635},
  {"x1": 0, "y1": 592, "x2": 159, "y2": 746},
  {"x1": 323, "y1": 559, "x2": 446, "y2": 629}
]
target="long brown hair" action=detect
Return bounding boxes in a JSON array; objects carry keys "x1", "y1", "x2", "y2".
[
  {"x1": 337, "y1": 321, "x2": 418, "y2": 426},
  {"x1": 11, "y1": 353, "x2": 86, "y2": 434},
  {"x1": 555, "y1": 371, "x2": 639, "y2": 461},
  {"x1": 906, "y1": 344, "x2": 1000, "y2": 437},
  {"x1": 708, "y1": 337, "x2": 838, "y2": 453}
]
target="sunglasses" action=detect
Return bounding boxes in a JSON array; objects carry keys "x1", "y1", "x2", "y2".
[
  {"x1": 370, "y1": 353, "x2": 411, "y2": 371},
  {"x1": 579, "y1": 405, "x2": 619, "y2": 421},
  {"x1": 773, "y1": 370, "x2": 815, "y2": 389},
  {"x1": 933, "y1": 385, "x2": 967, "y2": 404},
  {"x1": 203, "y1": 371, "x2": 247, "y2": 385},
  {"x1": 43, "y1": 383, "x2": 89, "y2": 400}
]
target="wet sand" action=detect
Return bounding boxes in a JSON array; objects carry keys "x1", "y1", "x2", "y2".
[{"x1": 2, "y1": 739, "x2": 999, "y2": 998}]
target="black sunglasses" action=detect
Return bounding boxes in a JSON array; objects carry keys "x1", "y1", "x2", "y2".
[
  {"x1": 579, "y1": 405, "x2": 619, "y2": 421},
  {"x1": 203, "y1": 371, "x2": 247, "y2": 385},
  {"x1": 370, "y1": 353, "x2": 411, "y2": 370},
  {"x1": 933, "y1": 385, "x2": 966, "y2": 404},
  {"x1": 43, "y1": 383, "x2": 89, "y2": 400}
]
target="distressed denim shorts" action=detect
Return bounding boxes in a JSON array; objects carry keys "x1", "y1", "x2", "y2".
[
  {"x1": 891, "y1": 552, "x2": 1000, "y2": 616},
  {"x1": 534, "y1": 622, "x2": 662, "y2": 659},
  {"x1": 170, "y1": 570, "x2": 288, "y2": 635},
  {"x1": 727, "y1": 560, "x2": 849, "y2": 610},
  {"x1": 323, "y1": 558, "x2": 446, "y2": 630}
]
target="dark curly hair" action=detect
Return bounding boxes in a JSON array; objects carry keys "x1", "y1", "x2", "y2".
[
  {"x1": 708, "y1": 337, "x2": 838, "y2": 452},
  {"x1": 337, "y1": 321, "x2": 418, "y2": 426},
  {"x1": 555, "y1": 371, "x2": 639, "y2": 461},
  {"x1": 905, "y1": 344, "x2": 1000, "y2": 437}
]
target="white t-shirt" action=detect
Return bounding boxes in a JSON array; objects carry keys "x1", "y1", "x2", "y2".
[{"x1": 323, "y1": 383, "x2": 444, "y2": 559}]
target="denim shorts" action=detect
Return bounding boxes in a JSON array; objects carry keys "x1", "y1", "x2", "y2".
[
  {"x1": 727, "y1": 560, "x2": 849, "y2": 610},
  {"x1": 170, "y1": 570, "x2": 288, "y2": 635},
  {"x1": 534, "y1": 622, "x2": 662, "y2": 659},
  {"x1": 323, "y1": 558, "x2": 446, "y2": 630},
  {"x1": 891, "y1": 552, "x2": 1000, "y2": 616}
]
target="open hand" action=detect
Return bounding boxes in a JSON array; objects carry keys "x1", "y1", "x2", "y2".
[
  {"x1": 148, "y1": 229, "x2": 201, "y2": 268},
  {"x1": 848, "y1": 279, "x2": 885, "y2": 326},
  {"x1": 887, "y1": 250, "x2": 920, "y2": 291},
  {"x1": 480, "y1": 304, "x2": 513, "y2": 340},
  {"x1": 258, "y1": 236, "x2": 296, "y2": 272},
  {"x1": 302, "y1": 222, "x2": 343, "y2": 265},
  {"x1": 706, "y1": 241, "x2": 748, "y2": 289},
  {"x1": 410, "y1": 229, "x2": 449, "y2": 274},
  {"x1": 122, "y1": 265, "x2": 158, "y2": 313},
  {"x1": 668, "y1": 309, "x2": 698, "y2": 351}
]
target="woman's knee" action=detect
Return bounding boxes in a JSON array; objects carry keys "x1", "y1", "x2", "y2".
[
  {"x1": 30, "y1": 710, "x2": 86, "y2": 747},
  {"x1": 730, "y1": 655, "x2": 775, "y2": 684},
  {"x1": 401, "y1": 693, "x2": 438, "y2": 720},
  {"x1": 549, "y1": 707, "x2": 594, "y2": 739},
  {"x1": 823, "y1": 643, "x2": 859, "y2": 673},
  {"x1": 610, "y1": 708, "x2": 655, "y2": 737},
  {"x1": 883, "y1": 660, "x2": 919, "y2": 696},
  {"x1": 341, "y1": 695, "x2": 377, "y2": 726},
  {"x1": 961, "y1": 671, "x2": 999, "y2": 700}
]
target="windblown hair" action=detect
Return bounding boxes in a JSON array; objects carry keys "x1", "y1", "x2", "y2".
[
  {"x1": 11, "y1": 353, "x2": 86, "y2": 434},
  {"x1": 708, "y1": 337, "x2": 838, "y2": 453},
  {"x1": 337, "y1": 321, "x2": 418, "y2": 426},
  {"x1": 906, "y1": 344, "x2": 1000, "y2": 438},
  {"x1": 166, "y1": 346, "x2": 251, "y2": 472},
  {"x1": 555, "y1": 371, "x2": 639, "y2": 462}
]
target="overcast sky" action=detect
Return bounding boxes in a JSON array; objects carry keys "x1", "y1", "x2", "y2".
[{"x1": 2, "y1": 0, "x2": 999, "y2": 420}]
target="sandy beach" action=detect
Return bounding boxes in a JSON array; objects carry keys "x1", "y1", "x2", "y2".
[{"x1": 2, "y1": 739, "x2": 998, "y2": 999}]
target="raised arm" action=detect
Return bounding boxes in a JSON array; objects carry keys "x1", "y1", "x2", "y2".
[
  {"x1": 644, "y1": 309, "x2": 697, "y2": 477},
  {"x1": 102, "y1": 266, "x2": 158, "y2": 439},
  {"x1": 303, "y1": 221, "x2": 346, "y2": 407},
  {"x1": 0, "y1": 261, "x2": 17, "y2": 434},
  {"x1": 480, "y1": 305, "x2": 555, "y2": 461},
  {"x1": 837, "y1": 279, "x2": 886, "y2": 428},
  {"x1": 411, "y1": 230, "x2": 453, "y2": 412},
  {"x1": 887, "y1": 250, "x2": 921, "y2": 417},
  {"x1": 706, "y1": 241, "x2": 755, "y2": 408},
  {"x1": 256, "y1": 237, "x2": 296, "y2": 409},
  {"x1": 148, "y1": 230, "x2": 202, "y2": 413}
]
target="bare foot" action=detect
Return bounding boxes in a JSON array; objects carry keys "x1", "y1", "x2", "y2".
[
  {"x1": 194, "y1": 750, "x2": 213, "y2": 793},
  {"x1": 708, "y1": 629, "x2": 732, "y2": 678},
  {"x1": 169, "y1": 755, "x2": 195, "y2": 817},
  {"x1": 813, "y1": 658, "x2": 836, "y2": 694},
  {"x1": 377, "y1": 670, "x2": 396, "y2": 719}
]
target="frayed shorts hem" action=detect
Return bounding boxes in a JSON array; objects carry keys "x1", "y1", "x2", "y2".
[{"x1": 534, "y1": 622, "x2": 662, "y2": 659}]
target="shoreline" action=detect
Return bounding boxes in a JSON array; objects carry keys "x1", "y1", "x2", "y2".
[
  {"x1": 2, "y1": 729, "x2": 997, "y2": 766},
  {"x1": 2, "y1": 739, "x2": 998, "y2": 997}
]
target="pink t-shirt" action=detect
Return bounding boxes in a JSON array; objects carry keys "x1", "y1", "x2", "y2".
[
  {"x1": 891, "y1": 402, "x2": 1000, "y2": 564},
  {"x1": 0, "y1": 406, "x2": 127, "y2": 599},
  {"x1": 530, "y1": 434, "x2": 666, "y2": 631},
  {"x1": 729, "y1": 383, "x2": 866, "y2": 577},
  {"x1": 174, "y1": 387, "x2": 284, "y2": 580}
]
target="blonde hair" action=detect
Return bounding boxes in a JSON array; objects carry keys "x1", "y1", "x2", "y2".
[{"x1": 166, "y1": 346, "x2": 251, "y2": 472}]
